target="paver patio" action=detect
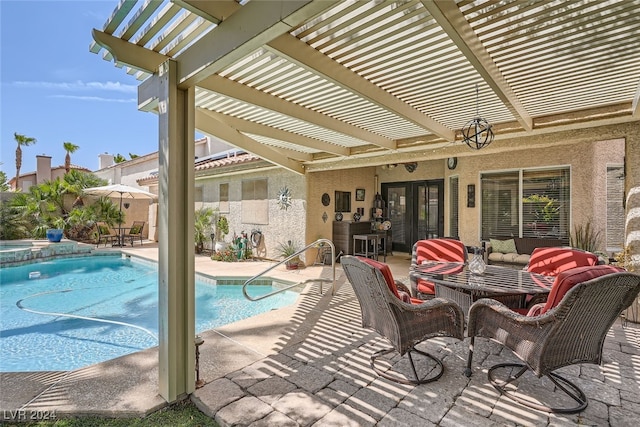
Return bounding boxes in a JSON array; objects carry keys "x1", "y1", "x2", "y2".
[{"x1": 2, "y1": 244, "x2": 639, "y2": 426}]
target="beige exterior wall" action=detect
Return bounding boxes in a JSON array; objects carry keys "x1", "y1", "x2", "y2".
[
  {"x1": 306, "y1": 167, "x2": 377, "y2": 260},
  {"x1": 305, "y1": 131, "x2": 625, "y2": 256},
  {"x1": 197, "y1": 168, "x2": 307, "y2": 261}
]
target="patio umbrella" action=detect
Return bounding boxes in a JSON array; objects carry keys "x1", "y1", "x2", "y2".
[{"x1": 83, "y1": 183, "x2": 157, "y2": 220}]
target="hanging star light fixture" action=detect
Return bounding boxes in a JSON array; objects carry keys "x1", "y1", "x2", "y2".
[{"x1": 461, "y1": 84, "x2": 494, "y2": 150}]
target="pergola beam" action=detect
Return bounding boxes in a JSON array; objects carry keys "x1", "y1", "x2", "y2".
[
  {"x1": 199, "y1": 74, "x2": 396, "y2": 149},
  {"x1": 92, "y1": 29, "x2": 169, "y2": 73},
  {"x1": 196, "y1": 109, "x2": 306, "y2": 175},
  {"x1": 197, "y1": 108, "x2": 350, "y2": 157},
  {"x1": 422, "y1": 0, "x2": 533, "y2": 131},
  {"x1": 266, "y1": 34, "x2": 456, "y2": 142},
  {"x1": 176, "y1": 0, "x2": 340, "y2": 88},
  {"x1": 172, "y1": 0, "x2": 240, "y2": 23}
]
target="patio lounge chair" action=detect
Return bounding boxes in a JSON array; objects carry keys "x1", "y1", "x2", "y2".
[
  {"x1": 465, "y1": 265, "x2": 639, "y2": 413},
  {"x1": 123, "y1": 221, "x2": 145, "y2": 246},
  {"x1": 340, "y1": 255, "x2": 465, "y2": 385},
  {"x1": 409, "y1": 238, "x2": 467, "y2": 299}
]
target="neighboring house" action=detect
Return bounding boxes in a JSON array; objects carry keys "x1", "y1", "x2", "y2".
[
  {"x1": 138, "y1": 148, "x2": 306, "y2": 259},
  {"x1": 8, "y1": 155, "x2": 91, "y2": 192}
]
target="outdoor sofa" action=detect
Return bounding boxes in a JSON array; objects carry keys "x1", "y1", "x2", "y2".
[{"x1": 483, "y1": 236, "x2": 567, "y2": 268}]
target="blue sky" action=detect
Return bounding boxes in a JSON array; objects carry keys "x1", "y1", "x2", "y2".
[{"x1": 1, "y1": 0, "x2": 158, "y2": 179}]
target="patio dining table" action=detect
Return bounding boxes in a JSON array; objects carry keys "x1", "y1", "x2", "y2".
[
  {"x1": 112, "y1": 226, "x2": 131, "y2": 247},
  {"x1": 412, "y1": 261, "x2": 555, "y2": 316}
]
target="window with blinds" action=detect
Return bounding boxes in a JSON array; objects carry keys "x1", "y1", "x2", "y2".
[
  {"x1": 606, "y1": 166, "x2": 624, "y2": 252},
  {"x1": 481, "y1": 172, "x2": 520, "y2": 239},
  {"x1": 449, "y1": 176, "x2": 459, "y2": 238},
  {"x1": 522, "y1": 168, "x2": 570, "y2": 239},
  {"x1": 481, "y1": 168, "x2": 570, "y2": 241},
  {"x1": 241, "y1": 179, "x2": 268, "y2": 224},
  {"x1": 219, "y1": 183, "x2": 229, "y2": 213}
]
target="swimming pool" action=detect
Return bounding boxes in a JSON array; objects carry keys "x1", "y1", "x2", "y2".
[{"x1": 0, "y1": 256, "x2": 299, "y2": 372}]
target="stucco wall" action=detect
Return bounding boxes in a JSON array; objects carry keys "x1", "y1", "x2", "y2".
[
  {"x1": 305, "y1": 136, "x2": 624, "y2": 255},
  {"x1": 306, "y1": 167, "x2": 377, "y2": 244},
  {"x1": 198, "y1": 168, "x2": 307, "y2": 261},
  {"x1": 448, "y1": 138, "x2": 624, "y2": 249}
]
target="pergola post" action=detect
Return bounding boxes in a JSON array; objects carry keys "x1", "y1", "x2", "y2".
[
  {"x1": 157, "y1": 59, "x2": 195, "y2": 402},
  {"x1": 625, "y1": 129, "x2": 640, "y2": 271}
]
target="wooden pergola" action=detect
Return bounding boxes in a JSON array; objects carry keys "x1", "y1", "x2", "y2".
[{"x1": 91, "y1": 0, "x2": 640, "y2": 402}]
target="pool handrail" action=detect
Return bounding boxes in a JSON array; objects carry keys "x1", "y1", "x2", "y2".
[{"x1": 242, "y1": 239, "x2": 336, "y2": 302}]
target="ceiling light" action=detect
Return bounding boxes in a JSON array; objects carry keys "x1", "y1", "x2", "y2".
[{"x1": 462, "y1": 84, "x2": 494, "y2": 150}]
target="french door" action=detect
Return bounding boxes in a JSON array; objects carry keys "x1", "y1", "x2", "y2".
[{"x1": 382, "y1": 180, "x2": 444, "y2": 253}]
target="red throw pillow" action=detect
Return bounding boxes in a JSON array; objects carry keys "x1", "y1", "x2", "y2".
[
  {"x1": 415, "y1": 238, "x2": 467, "y2": 265},
  {"x1": 538, "y1": 265, "x2": 625, "y2": 315},
  {"x1": 527, "y1": 247, "x2": 598, "y2": 276}
]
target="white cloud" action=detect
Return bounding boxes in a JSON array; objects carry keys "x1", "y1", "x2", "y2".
[
  {"x1": 12, "y1": 80, "x2": 137, "y2": 94},
  {"x1": 51, "y1": 95, "x2": 136, "y2": 103}
]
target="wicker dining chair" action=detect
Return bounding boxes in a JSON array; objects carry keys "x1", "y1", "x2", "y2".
[
  {"x1": 465, "y1": 265, "x2": 640, "y2": 413},
  {"x1": 409, "y1": 238, "x2": 468, "y2": 299},
  {"x1": 340, "y1": 255, "x2": 465, "y2": 385}
]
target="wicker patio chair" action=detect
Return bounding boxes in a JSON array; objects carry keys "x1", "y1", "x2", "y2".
[
  {"x1": 409, "y1": 238, "x2": 467, "y2": 299},
  {"x1": 340, "y1": 255, "x2": 465, "y2": 385},
  {"x1": 523, "y1": 247, "x2": 600, "y2": 307},
  {"x1": 465, "y1": 265, "x2": 640, "y2": 413}
]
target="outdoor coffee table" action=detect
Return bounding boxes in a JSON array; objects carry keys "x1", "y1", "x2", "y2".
[{"x1": 412, "y1": 261, "x2": 554, "y2": 315}]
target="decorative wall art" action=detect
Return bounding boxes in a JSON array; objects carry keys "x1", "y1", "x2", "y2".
[
  {"x1": 321, "y1": 193, "x2": 330, "y2": 206},
  {"x1": 277, "y1": 187, "x2": 293, "y2": 210},
  {"x1": 404, "y1": 162, "x2": 417, "y2": 173},
  {"x1": 467, "y1": 184, "x2": 476, "y2": 208},
  {"x1": 335, "y1": 191, "x2": 351, "y2": 212},
  {"x1": 355, "y1": 188, "x2": 365, "y2": 201}
]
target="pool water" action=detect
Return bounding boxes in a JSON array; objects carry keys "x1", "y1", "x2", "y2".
[{"x1": 0, "y1": 256, "x2": 298, "y2": 372}]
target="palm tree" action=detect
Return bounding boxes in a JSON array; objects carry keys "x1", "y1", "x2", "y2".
[
  {"x1": 113, "y1": 153, "x2": 127, "y2": 163},
  {"x1": 13, "y1": 132, "x2": 37, "y2": 190},
  {"x1": 63, "y1": 141, "x2": 79, "y2": 174}
]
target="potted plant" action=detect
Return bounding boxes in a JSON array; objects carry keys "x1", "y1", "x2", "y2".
[
  {"x1": 194, "y1": 207, "x2": 214, "y2": 254},
  {"x1": 214, "y1": 214, "x2": 229, "y2": 252},
  {"x1": 46, "y1": 217, "x2": 67, "y2": 242},
  {"x1": 277, "y1": 240, "x2": 301, "y2": 270}
]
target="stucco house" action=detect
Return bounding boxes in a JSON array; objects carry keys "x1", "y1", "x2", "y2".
[{"x1": 8, "y1": 155, "x2": 91, "y2": 192}]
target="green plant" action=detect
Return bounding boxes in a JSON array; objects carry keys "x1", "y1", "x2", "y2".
[
  {"x1": 522, "y1": 194, "x2": 561, "y2": 224},
  {"x1": 0, "y1": 171, "x2": 114, "y2": 240},
  {"x1": 570, "y1": 221, "x2": 601, "y2": 253},
  {"x1": 277, "y1": 240, "x2": 302, "y2": 269},
  {"x1": 277, "y1": 240, "x2": 299, "y2": 258},
  {"x1": 215, "y1": 215, "x2": 229, "y2": 241},
  {"x1": 194, "y1": 207, "x2": 214, "y2": 253}
]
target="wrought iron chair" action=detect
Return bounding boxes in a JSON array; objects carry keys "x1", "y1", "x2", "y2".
[
  {"x1": 123, "y1": 221, "x2": 145, "y2": 246},
  {"x1": 340, "y1": 255, "x2": 465, "y2": 385},
  {"x1": 409, "y1": 238, "x2": 468, "y2": 299},
  {"x1": 465, "y1": 265, "x2": 640, "y2": 413},
  {"x1": 95, "y1": 221, "x2": 118, "y2": 247}
]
